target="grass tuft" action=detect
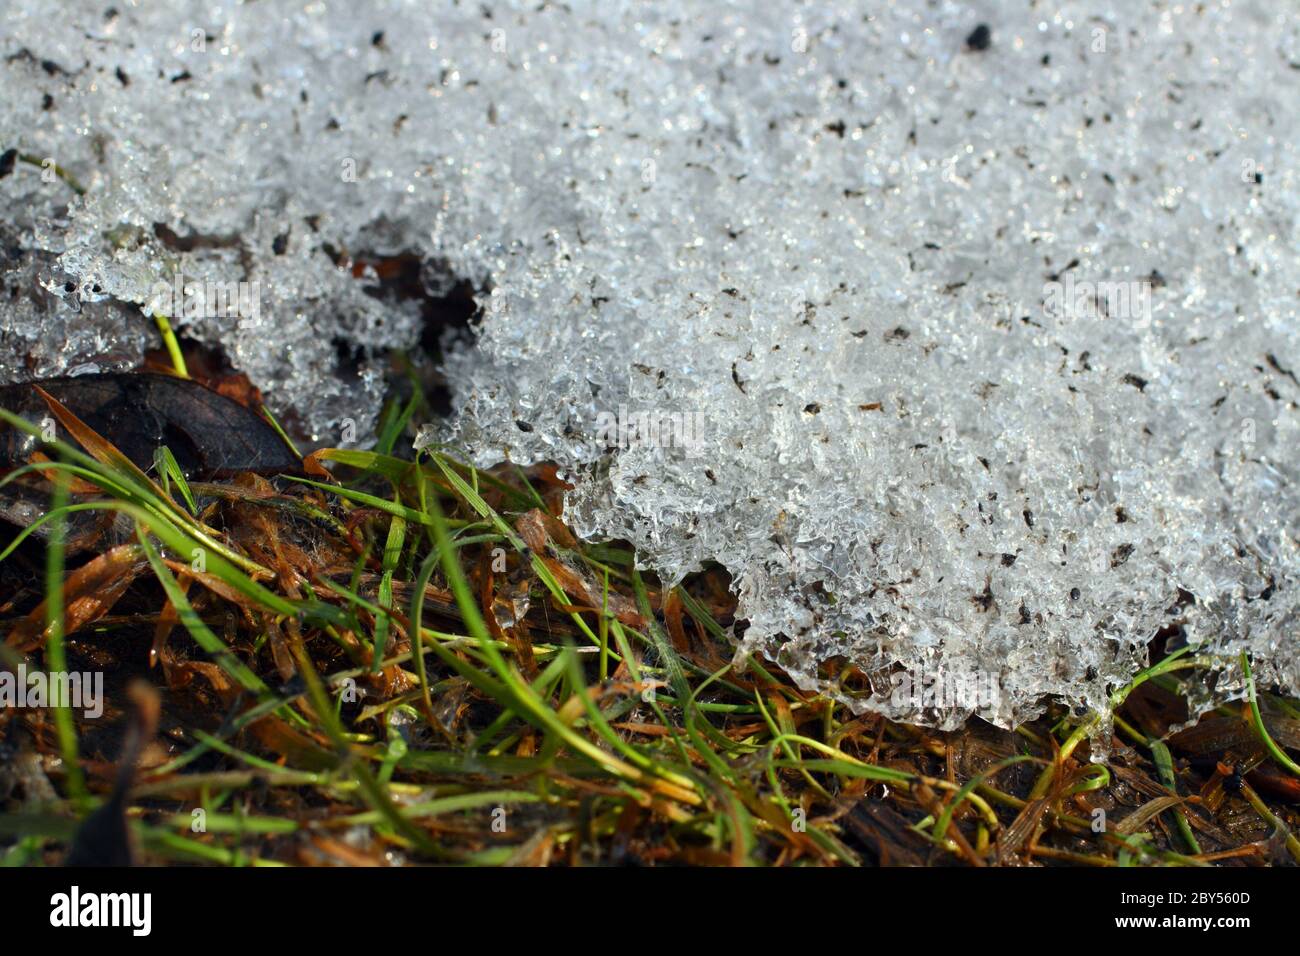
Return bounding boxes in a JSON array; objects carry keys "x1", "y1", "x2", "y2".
[{"x1": 0, "y1": 399, "x2": 1297, "y2": 866}]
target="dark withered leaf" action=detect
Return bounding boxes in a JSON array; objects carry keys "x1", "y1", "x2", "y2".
[
  {"x1": 0, "y1": 372, "x2": 301, "y2": 479},
  {"x1": 64, "y1": 681, "x2": 160, "y2": 867}
]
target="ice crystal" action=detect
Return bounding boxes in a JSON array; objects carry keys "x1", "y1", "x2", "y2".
[{"x1": 1, "y1": 2, "x2": 1296, "y2": 728}]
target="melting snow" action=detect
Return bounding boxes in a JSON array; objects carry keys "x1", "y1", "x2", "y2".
[{"x1": 1, "y1": 1, "x2": 1297, "y2": 729}]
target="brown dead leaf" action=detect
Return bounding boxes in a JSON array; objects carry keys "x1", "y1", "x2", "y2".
[{"x1": 6, "y1": 543, "x2": 147, "y2": 652}]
